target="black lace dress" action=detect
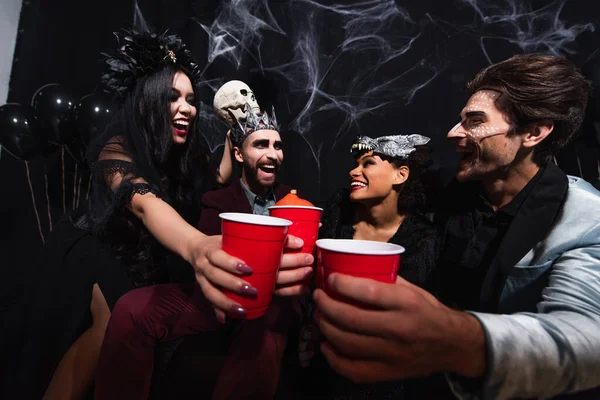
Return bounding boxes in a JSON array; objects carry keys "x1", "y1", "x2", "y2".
[
  {"x1": 15, "y1": 109, "x2": 217, "y2": 399},
  {"x1": 286, "y1": 188, "x2": 441, "y2": 400}
]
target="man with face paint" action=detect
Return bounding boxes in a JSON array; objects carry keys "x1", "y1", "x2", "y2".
[
  {"x1": 197, "y1": 105, "x2": 291, "y2": 234},
  {"x1": 313, "y1": 54, "x2": 600, "y2": 399},
  {"x1": 93, "y1": 106, "x2": 313, "y2": 399}
]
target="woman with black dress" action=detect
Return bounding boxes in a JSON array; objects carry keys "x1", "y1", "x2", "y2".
[
  {"x1": 297, "y1": 134, "x2": 441, "y2": 399},
  {"x1": 15, "y1": 29, "x2": 263, "y2": 400}
]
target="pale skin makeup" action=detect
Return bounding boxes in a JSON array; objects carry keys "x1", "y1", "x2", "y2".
[
  {"x1": 234, "y1": 129, "x2": 283, "y2": 197},
  {"x1": 311, "y1": 89, "x2": 555, "y2": 388},
  {"x1": 447, "y1": 89, "x2": 523, "y2": 184},
  {"x1": 450, "y1": 90, "x2": 503, "y2": 140},
  {"x1": 448, "y1": 89, "x2": 554, "y2": 210}
]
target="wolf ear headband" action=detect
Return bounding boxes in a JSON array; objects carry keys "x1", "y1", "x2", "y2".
[{"x1": 351, "y1": 134, "x2": 430, "y2": 159}]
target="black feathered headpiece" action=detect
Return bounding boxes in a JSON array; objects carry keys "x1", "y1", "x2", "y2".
[{"x1": 101, "y1": 29, "x2": 202, "y2": 101}]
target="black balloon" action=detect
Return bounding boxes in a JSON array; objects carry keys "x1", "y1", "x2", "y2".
[
  {"x1": 32, "y1": 83, "x2": 77, "y2": 144},
  {"x1": 66, "y1": 143, "x2": 86, "y2": 164},
  {"x1": 73, "y1": 93, "x2": 114, "y2": 148},
  {"x1": 0, "y1": 103, "x2": 43, "y2": 160}
]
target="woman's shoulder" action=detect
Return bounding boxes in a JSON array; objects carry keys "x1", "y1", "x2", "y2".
[{"x1": 393, "y1": 213, "x2": 440, "y2": 246}]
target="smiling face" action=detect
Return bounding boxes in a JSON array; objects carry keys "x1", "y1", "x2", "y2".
[
  {"x1": 348, "y1": 151, "x2": 408, "y2": 204},
  {"x1": 447, "y1": 90, "x2": 523, "y2": 182},
  {"x1": 170, "y1": 71, "x2": 197, "y2": 145},
  {"x1": 235, "y1": 129, "x2": 283, "y2": 191}
]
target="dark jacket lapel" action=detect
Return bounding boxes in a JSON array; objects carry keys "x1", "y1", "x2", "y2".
[
  {"x1": 479, "y1": 163, "x2": 569, "y2": 312},
  {"x1": 231, "y1": 179, "x2": 254, "y2": 214},
  {"x1": 230, "y1": 179, "x2": 292, "y2": 214}
]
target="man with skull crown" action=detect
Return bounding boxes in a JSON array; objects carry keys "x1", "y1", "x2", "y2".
[
  {"x1": 94, "y1": 82, "x2": 311, "y2": 399},
  {"x1": 198, "y1": 108, "x2": 291, "y2": 233},
  {"x1": 197, "y1": 80, "x2": 294, "y2": 233}
]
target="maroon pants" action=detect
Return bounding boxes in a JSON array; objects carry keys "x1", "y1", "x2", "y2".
[{"x1": 94, "y1": 283, "x2": 301, "y2": 400}]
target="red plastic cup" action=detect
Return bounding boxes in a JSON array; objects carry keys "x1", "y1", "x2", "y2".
[
  {"x1": 220, "y1": 212, "x2": 292, "y2": 319},
  {"x1": 315, "y1": 239, "x2": 405, "y2": 302},
  {"x1": 268, "y1": 206, "x2": 323, "y2": 256}
]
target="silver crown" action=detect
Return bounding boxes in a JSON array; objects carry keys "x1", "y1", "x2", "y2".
[
  {"x1": 350, "y1": 134, "x2": 430, "y2": 159},
  {"x1": 230, "y1": 104, "x2": 279, "y2": 146}
]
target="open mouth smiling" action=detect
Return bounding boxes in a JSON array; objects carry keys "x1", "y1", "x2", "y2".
[
  {"x1": 173, "y1": 119, "x2": 189, "y2": 135},
  {"x1": 350, "y1": 180, "x2": 367, "y2": 190}
]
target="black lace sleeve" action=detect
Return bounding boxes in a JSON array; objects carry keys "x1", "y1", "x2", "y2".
[
  {"x1": 128, "y1": 183, "x2": 160, "y2": 202},
  {"x1": 91, "y1": 159, "x2": 160, "y2": 208},
  {"x1": 92, "y1": 159, "x2": 135, "y2": 180},
  {"x1": 88, "y1": 154, "x2": 168, "y2": 287},
  {"x1": 88, "y1": 140, "x2": 166, "y2": 237}
]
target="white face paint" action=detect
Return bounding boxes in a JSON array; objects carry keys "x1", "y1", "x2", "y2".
[
  {"x1": 452, "y1": 90, "x2": 504, "y2": 141},
  {"x1": 447, "y1": 90, "x2": 521, "y2": 182}
]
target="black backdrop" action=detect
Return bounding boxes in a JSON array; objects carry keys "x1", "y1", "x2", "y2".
[{"x1": 2, "y1": 0, "x2": 600, "y2": 370}]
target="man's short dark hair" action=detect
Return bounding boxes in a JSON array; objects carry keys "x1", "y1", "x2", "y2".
[{"x1": 467, "y1": 54, "x2": 592, "y2": 165}]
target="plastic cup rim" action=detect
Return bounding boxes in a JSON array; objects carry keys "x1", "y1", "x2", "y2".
[
  {"x1": 316, "y1": 238, "x2": 405, "y2": 255},
  {"x1": 219, "y1": 212, "x2": 292, "y2": 227},
  {"x1": 268, "y1": 205, "x2": 323, "y2": 211}
]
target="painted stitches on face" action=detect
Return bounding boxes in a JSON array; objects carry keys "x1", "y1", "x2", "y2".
[
  {"x1": 452, "y1": 90, "x2": 504, "y2": 142},
  {"x1": 447, "y1": 89, "x2": 520, "y2": 182}
]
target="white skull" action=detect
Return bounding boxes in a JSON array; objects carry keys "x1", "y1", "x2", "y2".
[{"x1": 213, "y1": 80, "x2": 261, "y2": 127}]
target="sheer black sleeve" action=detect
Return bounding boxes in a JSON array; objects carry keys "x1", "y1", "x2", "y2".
[
  {"x1": 92, "y1": 159, "x2": 160, "y2": 202},
  {"x1": 88, "y1": 138, "x2": 164, "y2": 231}
]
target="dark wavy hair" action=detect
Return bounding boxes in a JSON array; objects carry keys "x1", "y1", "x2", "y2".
[
  {"x1": 466, "y1": 54, "x2": 591, "y2": 165},
  {"x1": 128, "y1": 63, "x2": 200, "y2": 205},
  {"x1": 351, "y1": 144, "x2": 434, "y2": 215},
  {"x1": 380, "y1": 146, "x2": 434, "y2": 215},
  {"x1": 90, "y1": 63, "x2": 209, "y2": 287}
]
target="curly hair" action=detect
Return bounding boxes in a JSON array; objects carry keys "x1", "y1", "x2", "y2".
[
  {"x1": 381, "y1": 146, "x2": 435, "y2": 215},
  {"x1": 466, "y1": 54, "x2": 591, "y2": 165}
]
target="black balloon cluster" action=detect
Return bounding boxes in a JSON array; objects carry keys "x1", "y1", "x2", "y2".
[{"x1": 0, "y1": 83, "x2": 114, "y2": 162}]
